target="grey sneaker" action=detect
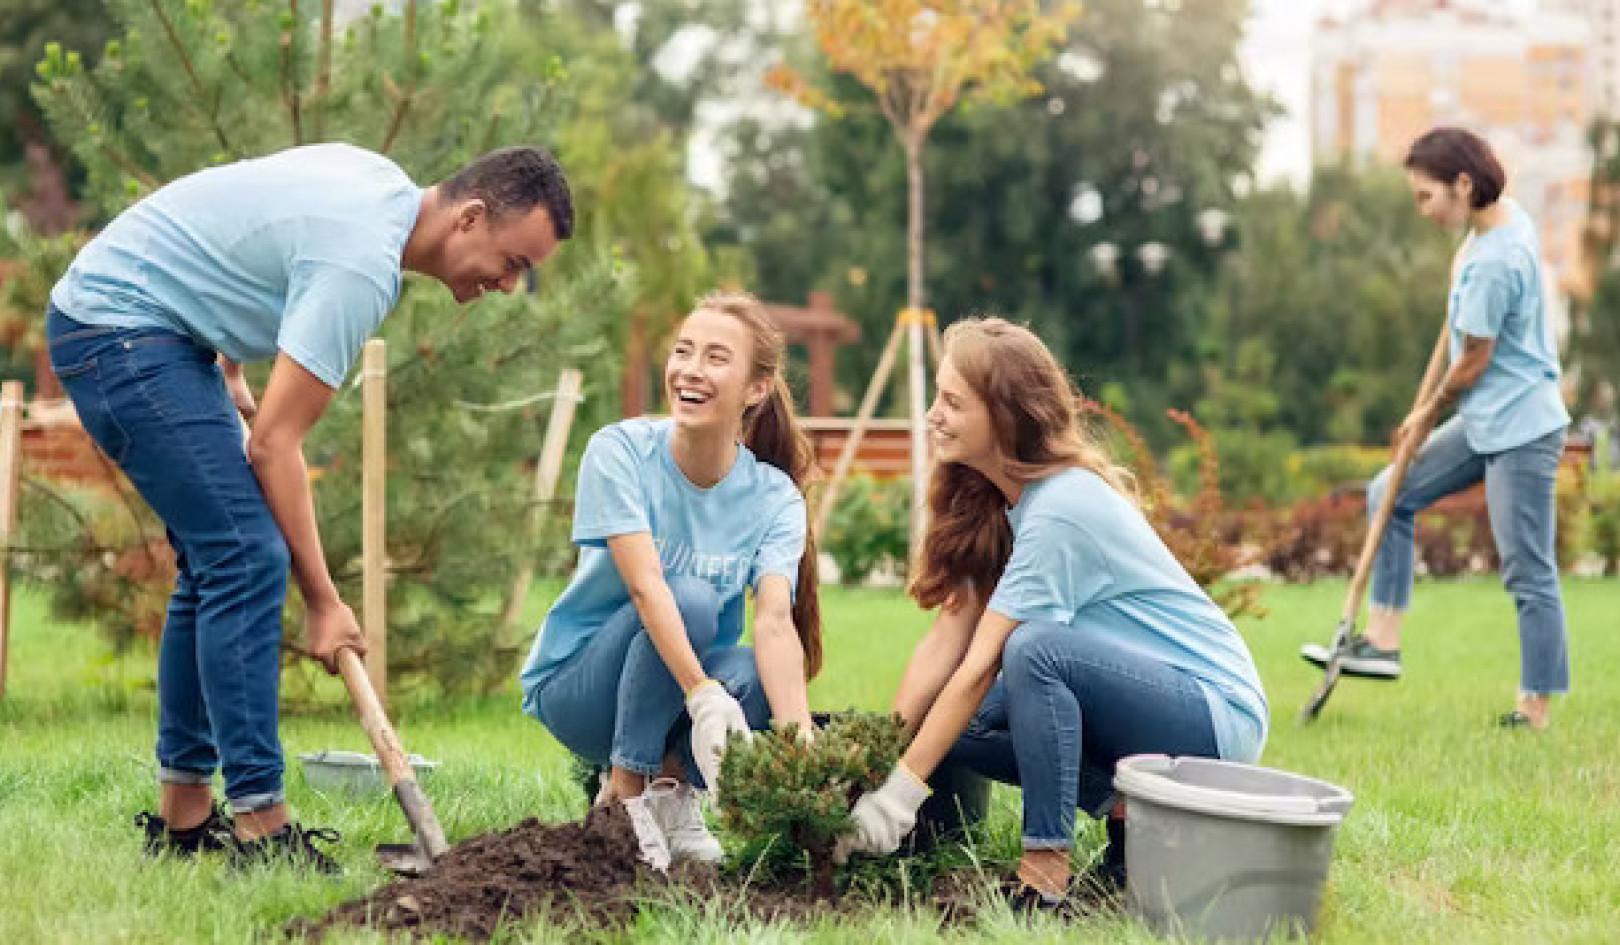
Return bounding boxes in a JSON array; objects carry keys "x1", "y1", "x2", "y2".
[
  {"x1": 621, "y1": 792, "x2": 672, "y2": 872},
  {"x1": 642, "y1": 778, "x2": 723, "y2": 864},
  {"x1": 1301, "y1": 634, "x2": 1401, "y2": 679}
]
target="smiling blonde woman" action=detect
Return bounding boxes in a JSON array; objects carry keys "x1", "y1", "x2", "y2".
[{"x1": 518, "y1": 291, "x2": 822, "y2": 869}]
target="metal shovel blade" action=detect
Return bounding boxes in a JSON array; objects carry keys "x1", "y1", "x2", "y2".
[
  {"x1": 375, "y1": 841, "x2": 436, "y2": 877},
  {"x1": 1298, "y1": 617, "x2": 1355, "y2": 725}
]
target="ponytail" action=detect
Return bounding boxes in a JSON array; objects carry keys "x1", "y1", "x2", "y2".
[{"x1": 743, "y1": 375, "x2": 824, "y2": 680}]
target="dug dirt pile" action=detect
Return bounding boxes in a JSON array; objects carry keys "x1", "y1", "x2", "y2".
[
  {"x1": 291, "y1": 805, "x2": 1008, "y2": 941},
  {"x1": 290, "y1": 803, "x2": 664, "y2": 941}
]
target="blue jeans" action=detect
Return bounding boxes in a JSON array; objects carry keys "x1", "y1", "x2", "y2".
[
  {"x1": 533, "y1": 576, "x2": 770, "y2": 786},
  {"x1": 46, "y1": 308, "x2": 291, "y2": 812},
  {"x1": 1368, "y1": 416, "x2": 1570, "y2": 694},
  {"x1": 943, "y1": 619, "x2": 1219, "y2": 849}
]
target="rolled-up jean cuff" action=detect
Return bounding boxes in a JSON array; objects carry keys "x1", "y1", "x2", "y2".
[
  {"x1": 1021, "y1": 837, "x2": 1073, "y2": 851},
  {"x1": 229, "y1": 791, "x2": 284, "y2": 814},
  {"x1": 158, "y1": 767, "x2": 214, "y2": 786},
  {"x1": 609, "y1": 754, "x2": 663, "y2": 777}
]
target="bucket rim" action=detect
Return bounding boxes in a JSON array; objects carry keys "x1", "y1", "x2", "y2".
[{"x1": 1113, "y1": 754, "x2": 1353, "y2": 827}]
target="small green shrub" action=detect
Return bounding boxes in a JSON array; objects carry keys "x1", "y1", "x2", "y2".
[
  {"x1": 717, "y1": 710, "x2": 909, "y2": 896},
  {"x1": 1587, "y1": 464, "x2": 1620, "y2": 576},
  {"x1": 821, "y1": 474, "x2": 910, "y2": 585}
]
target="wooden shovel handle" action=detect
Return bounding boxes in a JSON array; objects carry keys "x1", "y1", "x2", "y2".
[
  {"x1": 336, "y1": 647, "x2": 415, "y2": 787},
  {"x1": 1341, "y1": 314, "x2": 1453, "y2": 622}
]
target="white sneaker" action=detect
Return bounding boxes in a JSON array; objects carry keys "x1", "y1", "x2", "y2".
[
  {"x1": 642, "y1": 778, "x2": 723, "y2": 864},
  {"x1": 620, "y1": 793, "x2": 672, "y2": 872}
]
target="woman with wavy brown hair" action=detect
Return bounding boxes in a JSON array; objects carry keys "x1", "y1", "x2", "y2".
[
  {"x1": 518, "y1": 291, "x2": 822, "y2": 870},
  {"x1": 834, "y1": 317, "x2": 1268, "y2": 909}
]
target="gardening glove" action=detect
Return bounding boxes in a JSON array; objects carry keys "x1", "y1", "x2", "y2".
[
  {"x1": 833, "y1": 763, "x2": 931, "y2": 863},
  {"x1": 687, "y1": 679, "x2": 751, "y2": 794}
]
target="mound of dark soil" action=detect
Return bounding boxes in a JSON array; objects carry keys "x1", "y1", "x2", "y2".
[{"x1": 289, "y1": 805, "x2": 1078, "y2": 941}]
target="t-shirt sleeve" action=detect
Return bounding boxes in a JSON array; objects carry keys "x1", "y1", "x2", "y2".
[
  {"x1": 277, "y1": 261, "x2": 397, "y2": 388},
  {"x1": 750, "y1": 491, "x2": 807, "y2": 596},
  {"x1": 986, "y1": 514, "x2": 1114, "y2": 624},
  {"x1": 571, "y1": 426, "x2": 651, "y2": 546},
  {"x1": 1453, "y1": 257, "x2": 1517, "y2": 341}
]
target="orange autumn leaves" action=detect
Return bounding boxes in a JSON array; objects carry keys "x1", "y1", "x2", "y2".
[{"x1": 766, "y1": 0, "x2": 1081, "y2": 138}]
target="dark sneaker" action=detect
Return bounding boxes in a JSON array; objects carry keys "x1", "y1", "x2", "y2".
[
  {"x1": 1497, "y1": 710, "x2": 1549, "y2": 731},
  {"x1": 1001, "y1": 877, "x2": 1066, "y2": 914},
  {"x1": 231, "y1": 823, "x2": 343, "y2": 875},
  {"x1": 134, "y1": 804, "x2": 235, "y2": 857},
  {"x1": 1300, "y1": 634, "x2": 1401, "y2": 679}
]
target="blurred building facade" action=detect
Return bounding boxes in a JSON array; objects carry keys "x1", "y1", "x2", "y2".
[{"x1": 1312, "y1": 0, "x2": 1594, "y2": 306}]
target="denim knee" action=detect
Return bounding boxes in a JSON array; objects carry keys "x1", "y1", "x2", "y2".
[
  {"x1": 666, "y1": 575, "x2": 722, "y2": 651},
  {"x1": 1001, "y1": 620, "x2": 1064, "y2": 688}
]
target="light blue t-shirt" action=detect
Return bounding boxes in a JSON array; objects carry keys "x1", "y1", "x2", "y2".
[
  {"x1": 1448, "y1": 200, "x2": 1570, "y2": 454},
  {"x1": 986, "y1": 467, "x2": 1269, "y2": 762},
  {"x1": 519, "y1": 418, "x2": 808, "y2": 714},
  {"x1": 51, "y1": 143, "x2": 423, "y2": 389}
]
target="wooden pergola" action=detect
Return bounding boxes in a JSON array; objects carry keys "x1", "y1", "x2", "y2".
[
  {"x1": 621, "y1": 292, "x2": 862, "y2": 420},
  {"x1": 761, "y1": 292, "x2": 861, "y2": 417}
]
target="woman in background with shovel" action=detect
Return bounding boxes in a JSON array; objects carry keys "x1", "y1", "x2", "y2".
[
  {"x1": 519, "y1": 290, "x2": 821, "y2": 870},
  {"x1": 1301, "y1": 127, "x2": 1572, "y2": 731}
]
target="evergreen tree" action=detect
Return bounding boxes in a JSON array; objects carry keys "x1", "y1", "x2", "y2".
[{"x1": 27, "y1": 0, "x2": 630, "y2": 693}]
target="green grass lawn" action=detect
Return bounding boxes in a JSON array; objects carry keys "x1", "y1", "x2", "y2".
[{"x1": 3, "y1": 578, "x2": 1619, "y2": 943}]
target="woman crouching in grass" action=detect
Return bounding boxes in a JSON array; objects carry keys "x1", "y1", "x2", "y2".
[
  {"x1": 518, "y1": 291, "x2": 821, "y2": 868},
  {"x1": 835, "y1": 318, "x2": 1269, "y2": 910}
]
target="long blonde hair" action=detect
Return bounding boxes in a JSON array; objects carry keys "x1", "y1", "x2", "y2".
[
  {"x1": 687, "y1": 291, "x2": 823, "y2": 679},
  {"x1": 909, "y1": 317, "x2": 1135, "y2": 610}
]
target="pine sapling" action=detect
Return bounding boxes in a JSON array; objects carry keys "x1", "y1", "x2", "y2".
[{"x1": 717, "y1": 711, "x2": 908, "y2": 898}]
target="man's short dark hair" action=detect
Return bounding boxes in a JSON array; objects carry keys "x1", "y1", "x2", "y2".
[
  {"x1": 441, "y1": 146, "x2": 575, "y2": 240},
  {"x1": 1404, "y1": 127, "x2": 1506, "y2": 209}
]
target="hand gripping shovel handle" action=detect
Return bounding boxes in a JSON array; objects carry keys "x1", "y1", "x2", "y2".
[{"x1": 335, "y1": 647, "x2": 450, "y2": 859}]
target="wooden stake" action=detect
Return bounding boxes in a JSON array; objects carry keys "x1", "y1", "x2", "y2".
[
  {"x1": 813, "y1": 316, "x2": 907, "y2": 537},
  {"x1": 499, "y1": 368, "x2": 584, "y2": 631},
  {"x1": 361, "y1": 340, "x2": 387, "y2": 705},
  {"x1": 905, "y1": 313, "x2": 931, "y2": 555},
  {"x1": 0, "y1": 383, "x2": 21, "y2": 701}
]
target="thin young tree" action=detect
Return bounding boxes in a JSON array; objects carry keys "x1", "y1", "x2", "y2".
[{"x1": 769, "y1": 0, "x2": 1077, "y2": 553}]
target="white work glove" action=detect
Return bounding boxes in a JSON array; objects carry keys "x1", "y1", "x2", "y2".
[
  {"x1": 833, "y1": 763, "x2": 932, "y2": 863},
  {"x1": 686, "y1": 679, "x2": 751, "y2": 794}
]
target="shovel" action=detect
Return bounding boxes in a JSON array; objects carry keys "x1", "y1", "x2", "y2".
[
  {"x1": 334, "y1": 647, "x2": 450, "y2": 875},
  {"x1": 1298, "y1": 316, "x2": 1451, "y2": 724}
]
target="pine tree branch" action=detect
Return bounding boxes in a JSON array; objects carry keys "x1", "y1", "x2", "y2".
[
  {"x1": 99, "y1": 144, "x2": 160, "y2": 190},
  {"x1": 312, "y1": 0, "x2": 333, "y2": 139},
  {"x1": 147, "y1": 0, "x2": 234, "y2": 154},
  {"x1": 281, "y1": 0, "x2": 304, "y2": 145},
  {"x1": 378, "y1": 0, "x2": 419, "y2": 154},
  {"x1": 20, "y1": 475, "x2": 96, "y2": 538}
]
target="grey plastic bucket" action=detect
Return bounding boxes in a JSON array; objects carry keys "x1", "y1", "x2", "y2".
[{"x1": 1113, "y1": 754, "x2": 1354, "y2": 942}]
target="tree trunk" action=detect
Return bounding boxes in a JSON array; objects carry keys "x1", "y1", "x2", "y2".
[
  {"x1": 903, "y1": 132, "x2": 929, "y2": 559},
  {"x1": 905, "y1": 133, "x2": 925, "y2": 312},
  {"x1": 808, "y1": 848, "x2": 836, "y2": 899}
]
